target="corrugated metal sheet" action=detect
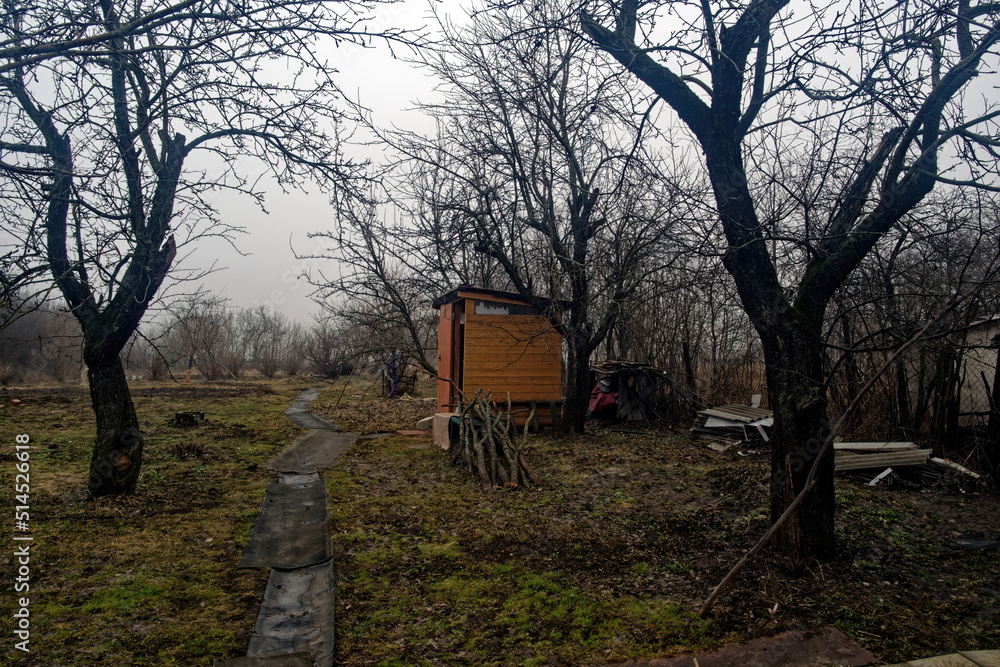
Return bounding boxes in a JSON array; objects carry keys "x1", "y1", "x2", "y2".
[
  {"x1": 834, "y1": 449, "x2": 931, "y2": 471},
  {"x1": 834, "y1": 442, "x2": 917, "y2": 452}
]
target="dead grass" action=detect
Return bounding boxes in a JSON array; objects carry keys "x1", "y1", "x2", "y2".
[
  {"x1": 312, "y1": 377, "x2": 437, "y2": 434},
  {"x1": 0, "y1": 377, "x2": 313, "y2": 666},
  {"x1": 328, "y1": 425, "x2": 1000, "y2": 665}
]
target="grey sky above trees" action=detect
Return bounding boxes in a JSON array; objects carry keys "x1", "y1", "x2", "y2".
[{"x1": 181, "y1": 0, "x2": 446, "y2": 320}]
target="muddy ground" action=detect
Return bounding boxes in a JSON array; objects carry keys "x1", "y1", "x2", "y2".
[
  {"x1": 319, "y1": 402, "x2": 1000, "y2": 665},
  {"x1": 3, "y1": 380, "x2": 996, "y2": 665}
]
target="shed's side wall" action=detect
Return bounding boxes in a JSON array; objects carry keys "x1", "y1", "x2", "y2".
[
  {"x1": 960, "y1": 322, "x2": 1000, "y2": 425},
  {"x1": 437, "y1": 301, "x2": 460, "y2": 411}
]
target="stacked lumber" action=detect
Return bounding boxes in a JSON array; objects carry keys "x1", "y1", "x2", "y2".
[{"x1": 833, "y1": 442, "x2": 930, "y2": 471}]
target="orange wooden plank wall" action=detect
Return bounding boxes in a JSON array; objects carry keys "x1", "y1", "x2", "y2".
[
  {"x1": 462, "y1": 307, "x2": 562, "y2": 425},
  {"x1": 436, "y1": 301, "x2": 459, "y2": 411}
]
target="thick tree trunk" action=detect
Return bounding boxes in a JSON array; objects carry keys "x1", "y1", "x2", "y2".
[
  {"x1": 85, "y1": 347, "x2": 144, "y2": 497},
  {"x1": 563, "y1": 330, "x2": 591, "y2": 434},
  {"x1": 761, "y1": 317, "x2": 836, "y2": 570},
  {"x1": 705, "y1": 145, "x2": 835, "y2": 568}
]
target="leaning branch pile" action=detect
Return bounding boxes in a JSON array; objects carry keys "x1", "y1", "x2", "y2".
[{"x1": 450, "y1": 389, "x2": 538, "y2": 489}]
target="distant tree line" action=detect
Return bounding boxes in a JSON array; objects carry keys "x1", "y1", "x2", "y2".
[{"x1": 0, "y1": 297, "x2": 368, "y2": 385}]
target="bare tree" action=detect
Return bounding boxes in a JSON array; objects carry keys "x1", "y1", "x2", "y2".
[
  {"x1": 824, "y1": 189, "x2": 1000, "y2": 441},
  {"x1": 310, "y1": 199, "x2": 444, "y2": 374},
  {"x1": 363, "y1": 0, "x2": 691, "y2": 432},
  {"x1": 216, "y1": 309, "x2": 248, "y2": 379},
  {"x1": 582, "y1": 0, "x2": 1000, "y2": 566},
  {"x1": 162, "y1": 295, "x2": 229, "y2": 380},
  {"x1": 0, "y1": 1, "x2": 409, "y2": 496},
  {"x1": 0, "y1": 301, "x2": 82, "y2": 384},
  {"x1": 302, "y1": 315, "x2": 344, "y2": 375},
  {"x1": 123, "y1": 328, "x2": 171, "y2": 381},
  {"x1": 282, "y1": 321, "x2": 308, "y2": 377}
]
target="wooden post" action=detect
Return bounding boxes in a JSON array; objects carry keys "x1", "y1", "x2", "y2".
[{"x1": 528, "y1": 399, "x2": 541, "y2": 433}]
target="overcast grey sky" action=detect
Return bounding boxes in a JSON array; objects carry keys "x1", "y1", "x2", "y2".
[
  {"x1": 165, "y1": 0, "x2": 1000, "y2": 326},
  {"x1": 178, "y1": 0, "x2": 452, "y2": 323}
]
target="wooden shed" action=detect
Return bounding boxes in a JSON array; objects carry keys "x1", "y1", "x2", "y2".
[{"x1": 433, "y1": 286, "x2": 564, "y2": 429}]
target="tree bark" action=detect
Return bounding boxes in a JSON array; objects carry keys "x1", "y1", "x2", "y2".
[
  {"x1": 705, "y1": 140, "x2": 837, "y2": 565},
  {"x1": 563, "y1": 328, "x2": 591, "y2": 434},
  {"x1": 85, "y1": 345, "x2": 143, "y2": 496},
  {"x1": 761, "y1": 316, "x2": 836, "y2": 566}
]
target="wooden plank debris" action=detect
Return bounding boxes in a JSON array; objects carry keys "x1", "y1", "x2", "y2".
[
  {"x1": 691, "y1": 404, "x2": 773, "y2": 442},
  {"x1": 868, "y1": 468, "x2": 894, "y2": 486},
  {"x1": 956, "y1": 649, "x2": 1000, "y2": 666},
  {"x1": 901, "y1": 654, "x2": 980, "y2": 666},
  {"x1": 930, "y1": 457, "x2": 982, "y2": 479},
  {"x1": 835, "y1": 449, "x2": 931, "y2": 472},
  {"x1": 699, "y1": 405, "x2": 773, "y2": 423},
  {"x1": 881, "y1": 649, "x2": 1000, "y2": 667},
  {"x1": 834, "y1": 441, "x2": 917, "y2": 452}
]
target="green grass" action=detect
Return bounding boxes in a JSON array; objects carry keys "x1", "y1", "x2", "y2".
[
  {"x1": 847, "y1": 506, "x2": 904, "y2": 526},
  {"x1": 328, "y1": 433, "x2": 719, "y2": 665},
  {"x1": 0, "y1": 378, "x2": 311, "y2": 665}
]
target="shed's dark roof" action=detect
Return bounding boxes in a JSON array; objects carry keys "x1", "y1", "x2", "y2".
[{"x1": 432, "y1": 285, "x2": 569, "y2": 310}]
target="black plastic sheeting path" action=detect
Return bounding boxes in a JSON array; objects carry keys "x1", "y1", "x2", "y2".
[
  {"x1": 238, "y1": 477, "x2": 330, "y2": 569},
  {"x1": 265, "y1": 430, "x2": 358, "y2": 476},
  {"x1": 223, "y1": 388, "x2": 357, "y2": 667}
]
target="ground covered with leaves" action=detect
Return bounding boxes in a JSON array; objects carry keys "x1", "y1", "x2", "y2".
[
  {"x1": 312, "y1": 379, "x2": 436, "y2": 434},
  {"x1": 328, "y1": 424, "x2": 1000, "y2": 666}
]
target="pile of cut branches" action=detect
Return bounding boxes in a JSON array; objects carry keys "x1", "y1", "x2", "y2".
[{"x1": 450, "y1": 389, "x2": 538, "y2": 489}]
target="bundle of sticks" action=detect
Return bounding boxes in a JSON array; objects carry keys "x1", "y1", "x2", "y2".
[{"x1": 450, "y1": 389, "x2": 538, "y2": 489}]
